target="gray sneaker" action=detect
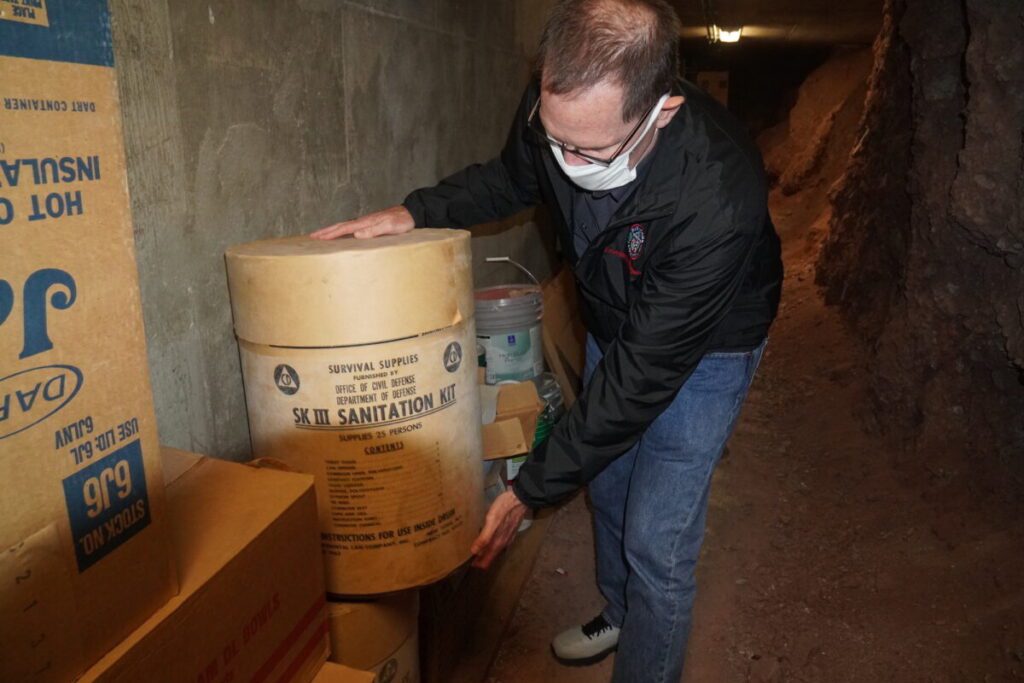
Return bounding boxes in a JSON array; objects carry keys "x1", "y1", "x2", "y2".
[{"x1": 551, "y1": 614, "x2": 620, "y2": 665}]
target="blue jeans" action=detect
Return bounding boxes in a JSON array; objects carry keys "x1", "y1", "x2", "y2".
[{"x1": 585, "y1": 334, "x2": 765, "y2": 683}]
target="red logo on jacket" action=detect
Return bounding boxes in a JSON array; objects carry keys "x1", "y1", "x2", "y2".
[
  {"x1": 627, "y1": 223, "x2": 646, "y2": 260},
  {"x1": 604, "y1": 223, "x2": 646, "y2": 276}
]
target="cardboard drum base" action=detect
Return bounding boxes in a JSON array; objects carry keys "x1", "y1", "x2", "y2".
[{"x1": 327, "y1": 592, "x2": 419, "y2": 683}]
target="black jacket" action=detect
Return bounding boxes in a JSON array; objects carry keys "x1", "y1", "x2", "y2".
[{"x1": 404, "y1": 79, "x2": 782, "y2": 509}]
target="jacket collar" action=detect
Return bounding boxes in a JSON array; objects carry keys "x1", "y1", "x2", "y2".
[
  {"x1": 535, "y1": 79, "x2": 695, "y2": 254},
  {"x1": 607, "y1": 114, "x2": 688, "y2": 228}
]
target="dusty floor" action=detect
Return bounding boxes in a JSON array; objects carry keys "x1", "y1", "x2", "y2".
[{"x1": 483, "y1": 191, "x2": 1024, "y2": 682}]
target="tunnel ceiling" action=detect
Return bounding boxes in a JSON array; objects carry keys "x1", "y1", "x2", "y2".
[{"x1": 674, "y1": 0, "x2": 884, "y2": 45}]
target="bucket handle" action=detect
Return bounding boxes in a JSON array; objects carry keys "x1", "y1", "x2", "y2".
[{"x1": 485, "y1": 256, "x2": 540, "y2": 285}]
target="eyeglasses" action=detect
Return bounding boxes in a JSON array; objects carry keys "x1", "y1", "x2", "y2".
[{"x1": 526, "y1": 96, "x2": 658, "y2": 167}]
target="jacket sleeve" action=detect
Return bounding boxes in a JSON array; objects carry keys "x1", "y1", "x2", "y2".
[
  {"x1": 512, "y1": 199, "x2": 764, "y2": 509},
  {"x1": 403, "y1": 84, "x2": 542, "y2": 228}
]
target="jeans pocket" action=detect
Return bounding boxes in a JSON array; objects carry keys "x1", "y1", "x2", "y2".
[
  {"x1": 704, "y1": 337, "x2": 768, "y2": 362},
  {"x1": 703, "y1": 348, "x2": 755, "y2": 360}
]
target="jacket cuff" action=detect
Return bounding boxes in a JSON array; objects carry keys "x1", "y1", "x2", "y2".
[
  {"x1": 511, "y1": 477, "x2": 544, "y2": 511},
  {"x1": 401, "y1": 194, "x2": 428, "y2": 228}
]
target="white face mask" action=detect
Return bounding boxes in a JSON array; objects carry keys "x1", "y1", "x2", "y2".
[{"x1": 550, "y1": 94, "x2": 670, "y2": 193}]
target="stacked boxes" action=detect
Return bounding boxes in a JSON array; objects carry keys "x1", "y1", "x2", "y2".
[
  {"x1": 0, "y1": 2, "x2": 176, "y2": 680},
  {"x1": 81, "y1": 449, "x2": 329, "y2": 683},
  {"x1": 3, "y1": 5, "x2": 550, "y2": 681}
]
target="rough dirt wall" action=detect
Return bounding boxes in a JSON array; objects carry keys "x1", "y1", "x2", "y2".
[
  {"x1": 816, "y1": 3, "x2": 912, "y2": 340},
  {"x1": 759, "y1": 48, "x2": 873, "y2": 199},
  {"x1": 756, "y1": 47, "x2": 872, "y2": 287},
  {"x1": 818, "y1": 0, "x2": 1024, "y2": 486}
]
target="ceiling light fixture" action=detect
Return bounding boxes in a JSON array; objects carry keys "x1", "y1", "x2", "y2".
[{"x1": 712, "y1": 25, "x2": 743, "y2": 43}]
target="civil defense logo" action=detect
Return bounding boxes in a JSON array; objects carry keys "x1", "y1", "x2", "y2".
[
  {"x1": 443, "y1": 342, "x2": 463, "y2": 373},
  {"x1": 627, "y1": 223, "x2": 646, "y2": 260},
  {"x1": 274, "y1": 364, "x2": 300, "y2": 395}
]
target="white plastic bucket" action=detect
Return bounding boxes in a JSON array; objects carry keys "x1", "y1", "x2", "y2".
[{"x1": 475, "y1": 284, "x2": 544, "y2": 384}]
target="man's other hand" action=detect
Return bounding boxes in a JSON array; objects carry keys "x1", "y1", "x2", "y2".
[
  {"x1": 470, "y1": 490, "x2": 529, "y2": 570},
  {"x1": 311, "y1": 205, "x2": 415, "y2": 240}
]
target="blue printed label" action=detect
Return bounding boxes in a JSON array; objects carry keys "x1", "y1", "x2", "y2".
[
  {"x1": 480, "y1": 326, "x2": 545, "y2": 384},
  {"x1": 0, "y1": 0, "x2": 114, "y2": 67},
  {"x1": 62, "y1": 438, "x2": 150, "y2": 572}
]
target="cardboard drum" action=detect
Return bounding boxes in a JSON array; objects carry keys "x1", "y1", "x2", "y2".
[
  {"x1": 225, "y1": 230, "x2": 484, "y2": 595},
  {"x1": 327, "y1": 592, "x2": 420, "y2": 683}
]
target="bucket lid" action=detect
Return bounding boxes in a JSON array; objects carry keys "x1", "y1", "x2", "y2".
[
  {"x1": 474, "y1": 284, "x2": 543, "y2": 328},
  {"x1": 474, "y1": 284, "x2": 542, "y2": 308},
  {"x1": 226, "y1": 230, "x2": 473, "y2": 347}
]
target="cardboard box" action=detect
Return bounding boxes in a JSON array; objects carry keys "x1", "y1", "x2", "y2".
[
  {"x1": 312, "y1": 662, "x2": 375, "y2": 683},
  {"x1": 81, "y1": 448, "x2": 328, "y2": 683},
  {"x1": 0, "y1": 4, "x2": 176, "y2": 680},
  {"x1": 540, "y1": 268, "x2": 586, "y2": 408},
  {"x1": 480, "y1": 379, "x2": 545, "y2": 462},
  {"x1": 327, "y1": 592, "x2": 420, "y2": 683}
]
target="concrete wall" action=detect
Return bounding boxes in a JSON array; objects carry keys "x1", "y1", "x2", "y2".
[{"x1": 111, "y1": 0, "x2": 559, "y2": 460}]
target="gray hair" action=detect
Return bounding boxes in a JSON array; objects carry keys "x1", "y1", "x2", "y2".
[{"x1": 536, "y1": 0, "x2": 682, "y2": 122}]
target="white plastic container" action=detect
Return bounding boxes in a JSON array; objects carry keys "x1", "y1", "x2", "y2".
[{"x1": 475, "y1": 284, "x2": 544, "y2": 384}]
